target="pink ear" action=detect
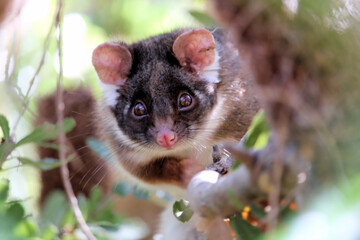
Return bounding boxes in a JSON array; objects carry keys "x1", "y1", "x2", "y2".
[
  {"x1": 173, "y1": 29, "x2": 216, "y2": 74},
  {"x1": 92, "y1": 43, "x2": 132, "y2": 85}
]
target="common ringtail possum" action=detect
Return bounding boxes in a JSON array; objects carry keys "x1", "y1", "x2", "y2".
[{"x1": 38, "y1": 28, "x2": 259, "y2": 239}]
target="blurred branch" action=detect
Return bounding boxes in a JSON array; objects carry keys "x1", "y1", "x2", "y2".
[
  {"x1": 54, "y1": 1, "x2": 96, "y2": 240},
  {"x1": 5, "y1": 29, "x2": 17, "y2": 85},
  {"x1": 187, "y1": 167, "x2": 252, "y2": 219},
  {"x1": 198, "y1": 0, "x2": 360, "y2": 232},
  {"x1": 3, "y1": 12, "x2": 38, "y2": 124},
  {"x1": 187, "y1": 137, "x2": 299, "y2": 220},
  {"x1": 11, "y1": 2, "x2": 57, "y2": 137}
]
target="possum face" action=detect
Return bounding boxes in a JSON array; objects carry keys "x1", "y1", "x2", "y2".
[
  {"x1": 92, "y1": 29, "x2": 223, "y2": 150},
  {"x1": 113, "y1": 61, "x2": 218, "y2": 149}
]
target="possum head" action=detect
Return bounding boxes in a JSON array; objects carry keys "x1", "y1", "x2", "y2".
[{"x1": 92, "y1": 29, "x2": 224, "y2": 151}]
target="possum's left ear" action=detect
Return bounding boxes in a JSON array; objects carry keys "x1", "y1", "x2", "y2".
[
  {"x1": 173, "y1": 29, "x2": 216, "y2": 74},
  {"x1": 92, "y1": 42, "x2": 132, "y2": 85}
]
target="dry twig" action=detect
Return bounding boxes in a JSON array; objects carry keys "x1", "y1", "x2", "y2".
[
  {"x1": 11, "y1": 2, "x2": 57, "y2": 137},
  {"x1": 55, "y1": 1, "x2": 96, "y2": 239}
]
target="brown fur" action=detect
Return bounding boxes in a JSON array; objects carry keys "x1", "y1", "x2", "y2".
[
  {"x1": 36, "y1": 28, "x2": 260, "y2": 239},
  {"x1": 36, "y1": 88, "x2": 163, "y2": 235},
  {"x1": 36, "y1": 88, "x2": 112, "y2": 204},
  {"x1": 91, "y1": 28, "x2": 259, "y2": 189},
  {"x1": 125, "y1": 157, "x2": 203, "y2": 188}
]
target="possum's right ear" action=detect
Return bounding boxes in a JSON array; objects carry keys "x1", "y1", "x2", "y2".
[{"x1": 92, "y1": 43, "x2": 132, "y2": 85}]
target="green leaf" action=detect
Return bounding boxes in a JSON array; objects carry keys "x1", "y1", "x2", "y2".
[
  {"x1": 93, "y1": 206, "x2": 124, "y2": 225},
  {"x1": 278, "y1": 205, "x2": 297, "y2": 220},
  {"x1": 36, "y1": 142, "x2": 59, "y2": 150},
  {"x1": 188, "y1": 10, "x2": 217, "y2": 27},
  {"x1": 0, "y1": 114, "x2": 10, "y2": 141},
  {"x1": 39, "y1": 191, "x2": 69, "y2": 233},
  {"x1": 112, "y1": 182, "x2": 132, "y2": 197},
  {"x1": 227, "y1": 189, "x2": 244, "y2": 212},
  {"x1": 87, "y1": 188, "x2": 124, "y2": 224},
  {"x1": 89, "y1": 187, "x2": 102, "y2": 208},
  {"x1": 249, "y1": 203, "x2": 266, "y2": 219},
  {"x1": 0, "y1": 143, "x2": 6, "y2": 162},
  {"x1": 78, "y1": 193, "x2": 89, "y2": 222},
  {"x1": 17, "y1": 157, "x2": 63, "y2": 170},
  {"x1": 173, "y1": 199, "x2": 194, "y2": 223},
  {"x1": 133, "y1": 186, "x2": 149, "y2": 200},
  {"x1": 231, "y1": 160, "x2": 242, "y2": 171},
  {"x1": 39, "y1": 225, "x2": 58, "y2": 240},
  {"x1": 13, "y1": 219, "x2": 38, "y2": 238},
  {"x1": 244, "y1": 110, "x2": 270, "y2": 149},
  {"x1": 89, "y1": 220, "x2": 149, "y2": 240},
  {"x1": 0, "y1": 180, "x2": 10, "y2": 203},
  {"x1": 93, "y1": 221, "x2": 120, "y2": 230},
  {"x1": 61, "y1": 206, "x2": 77, "y2": 228},
  {"x1": 15, "y1": 118, "x2": 75, "y2": 147},
  {"x1": 0, "y1": 140, "x2": 15, "y2": 163},
  {"x1": 230, "y1": 215, "x2": 261, "y2": 240},
  {"x1": 0, "y1": 211, "x2": 22, "y2": 240},
  {"x1": 6, "y1": 202, "x2": 25, "y2": 222},
  {"x1": 86, "y1": 137, "x2": 114, "y2": 163}
]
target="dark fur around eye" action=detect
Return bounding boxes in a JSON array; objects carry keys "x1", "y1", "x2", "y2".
[{"x1": 178, "y1": 91, "x2": 194, "y2": 111}]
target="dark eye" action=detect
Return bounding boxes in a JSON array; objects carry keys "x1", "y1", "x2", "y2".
[
  {"x1": 178, "y1": 92, "x2": 194, "y2": 110},
  {"x1": 132, "y1": 101, "x2": 147, "y2": 117}
]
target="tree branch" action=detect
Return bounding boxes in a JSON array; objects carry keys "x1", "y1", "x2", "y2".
[
  {"x1": 187, "y1": 137, "x2": 300, "y2": 220},
  {"x1": 55, "y1": 1, "x2": 96, "y2": 239},
  {"x1": 188, "y1": 0, "x2": 359, "y2": 229}
]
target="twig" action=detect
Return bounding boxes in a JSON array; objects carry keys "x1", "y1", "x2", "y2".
[
  {"x1": 11, "y1": 3, "x2": 57, "y2": 138},
  {"x1": 55, "y1": 1, "x2": 96, "y2": 239},
  {"x1": 4, "y1": 28, "x2": 17, "y2": 83},
  {"x1": 4, "y1": 17, "x2": 36, "y2": 120},
  {"x1": 266, "y1": 121, "x2": 287, "y2": 230}
]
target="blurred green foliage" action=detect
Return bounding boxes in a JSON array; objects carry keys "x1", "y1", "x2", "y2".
[
  {"x1": 0, "y1": 179, "x2": 149, "y2": 240},
  {"x1": 263, "y1": 175, "x2": 360, "y2": 240},
  {"x1": 231, "y1": 215, "x2": 261, "y2": 240},
  {"x1": 0, "y1": 180, "x2": 36, "y2": 240},
  {"x1": 229, "y1": 0, "x2": 360, "y2": 238},
  {"x1": 244, "y1": 110, "x2": 270, "y2": 150},
  {"x1": 2, "y1": 0, "x2": 214, "y2": 116},
  {"x1": 0, "y1": 114, "x2": 75, "y2": 167},
  {"x1": 65, "y1": 0, "x2": 214, "y2": 41},
  {"x1": 1, "y1": 0, "x2": 360, "y2": 239},
  {"x1": 0, "y1": 114, "x2": 75, "y2": 170},
  {"x1": 0, "y1": 1, "x2": 212, "y2": 239}
]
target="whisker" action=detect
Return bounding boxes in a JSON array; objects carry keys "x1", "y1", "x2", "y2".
[
  {"x1": 70, "y1": 110, "x2": 90, "y2": 117},
  {"x1": 93, "y1": 174, "x2": 108, "y2": 190},
  {"x1": 82, "y1": 163, "x2": 106, "y2": 191}
]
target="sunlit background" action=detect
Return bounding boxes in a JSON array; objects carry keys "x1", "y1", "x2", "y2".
[{"x1": 0, "y1": 0, "x2": 210, "y2": 222}]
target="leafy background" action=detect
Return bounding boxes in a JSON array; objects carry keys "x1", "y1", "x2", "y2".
[
  {"x1": 0, "y1": 0, "x2": 216, "y2": 239},
  {"x1": 1, "y1": 0, "x2": 360, "y2": 239}
]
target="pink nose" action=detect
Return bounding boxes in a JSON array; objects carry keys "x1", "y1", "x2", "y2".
[{"x1": 157, "y1": 130, "x2": 177, "y2": 148}]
